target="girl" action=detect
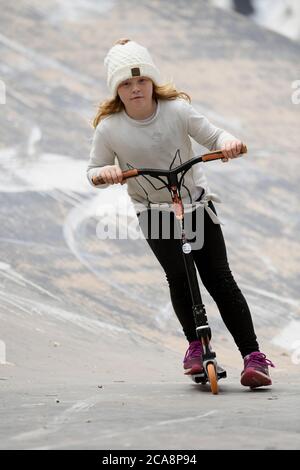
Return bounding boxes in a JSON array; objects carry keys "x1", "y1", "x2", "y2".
[{"x1": 87, "y1": 38, "x2": 274, "y2": 388}]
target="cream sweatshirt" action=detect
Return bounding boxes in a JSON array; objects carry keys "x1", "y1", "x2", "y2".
[{"x1": 87, "y1": 98, "x2": 236, "y2": 213}]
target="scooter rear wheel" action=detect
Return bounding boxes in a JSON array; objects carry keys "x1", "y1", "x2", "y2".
[{"x1": 207, "y1": 363, "x2": 218, "y2": 395}]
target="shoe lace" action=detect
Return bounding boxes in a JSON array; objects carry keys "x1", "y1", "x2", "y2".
[
  {"x1": 184, "y1": 341, "x2": 202, "y2": 361},
  {"x1": 246, "y1": 352, "x2": 275, "y2": 368}
]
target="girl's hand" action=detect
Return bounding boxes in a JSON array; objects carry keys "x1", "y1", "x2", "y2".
[
  {"x1": 221, "y1": 140, "x2": 244, "y2": 162},
  {"x1": 99, "y1": 165, "x2": 123, "y2": 184}
]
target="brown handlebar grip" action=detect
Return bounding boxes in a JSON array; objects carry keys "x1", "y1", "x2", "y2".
[
  {"x1": 92, "y1": 174, "x2": 106, "y2": 185},
  {"x1": 92, "y1": 168, "x2": 139, "y2": 186},
  {"x1": 202, "y1": 144, "x2": 247, "y2": 162},
  {"x1": 122, "y1": 169, "x2": 139, "y2": 180}
]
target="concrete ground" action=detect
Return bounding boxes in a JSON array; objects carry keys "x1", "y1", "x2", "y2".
[{"x1": 0, "y1": 0, "x2": 299, "y2": 450}]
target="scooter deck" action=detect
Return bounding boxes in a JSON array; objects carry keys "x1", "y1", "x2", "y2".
[{"x1": 191, "y1": 367, "x2": 227, "y2": 384}]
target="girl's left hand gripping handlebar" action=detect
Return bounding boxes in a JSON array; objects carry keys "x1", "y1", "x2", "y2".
[{"x1": 201, "y1": 144, "x2": 247, "y2": 162}]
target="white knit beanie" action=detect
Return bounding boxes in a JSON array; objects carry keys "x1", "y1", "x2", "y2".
[{"x1": 104, "y1": 40, "x2": 161, "y2": 96}]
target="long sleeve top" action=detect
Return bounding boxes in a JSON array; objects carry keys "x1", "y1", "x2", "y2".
[{"x1": 87, "y1": 98, "x2": 236, "y2": 217}]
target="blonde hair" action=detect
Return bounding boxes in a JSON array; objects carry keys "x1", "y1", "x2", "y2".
[
  {"x1": 92, "y1": 83, "x2": 191, "y2": 128},
  {"x1": 92, "y1": 38, "x2": 191, "y2": 128}
]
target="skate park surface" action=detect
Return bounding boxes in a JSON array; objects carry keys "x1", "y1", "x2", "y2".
[{"x1": 0, "y1": 0, "x2": 299, "y2": 450}]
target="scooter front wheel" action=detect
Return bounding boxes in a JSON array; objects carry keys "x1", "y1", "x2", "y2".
[{"x1": 207, "y1": 363, "x2": 218, "y2": 395}]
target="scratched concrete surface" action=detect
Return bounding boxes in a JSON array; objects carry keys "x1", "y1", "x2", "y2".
[{"x1": 0, "y1": 0, "x2": 299, "y2": 450}]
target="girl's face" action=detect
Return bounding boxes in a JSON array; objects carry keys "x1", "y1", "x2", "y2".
[{"x1": 117, "y1": 76, "x2": 154, "y2": 111}]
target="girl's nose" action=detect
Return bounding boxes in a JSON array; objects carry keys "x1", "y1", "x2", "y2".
[{"x1": 132, "y1": 82, "x2": 140, "y2": 92}]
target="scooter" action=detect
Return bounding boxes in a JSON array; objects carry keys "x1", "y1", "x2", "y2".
[{"x1": 93, "y1": 145, "x2": 247, "y2": 394}]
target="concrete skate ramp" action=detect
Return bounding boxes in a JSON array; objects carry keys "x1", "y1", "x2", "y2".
[{"x1": 0, "y1": 0, "x2": 299, "y2": 450}]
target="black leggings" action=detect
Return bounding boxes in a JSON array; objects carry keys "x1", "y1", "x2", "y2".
[{"x1": 137, "y1": 201, "x2": 259, "y2": 358}]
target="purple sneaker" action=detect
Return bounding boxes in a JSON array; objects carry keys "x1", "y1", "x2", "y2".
[
  {"x1": 241, "y1": 351, "x2": 275, "y2": 388},
  {"x1": 183, "y1": 340, "x2": 204, "y2": 375}
]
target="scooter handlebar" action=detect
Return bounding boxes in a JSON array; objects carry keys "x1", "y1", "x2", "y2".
[{"x1": 91, "y1": 145, "x2": 247, "y2": 186}]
